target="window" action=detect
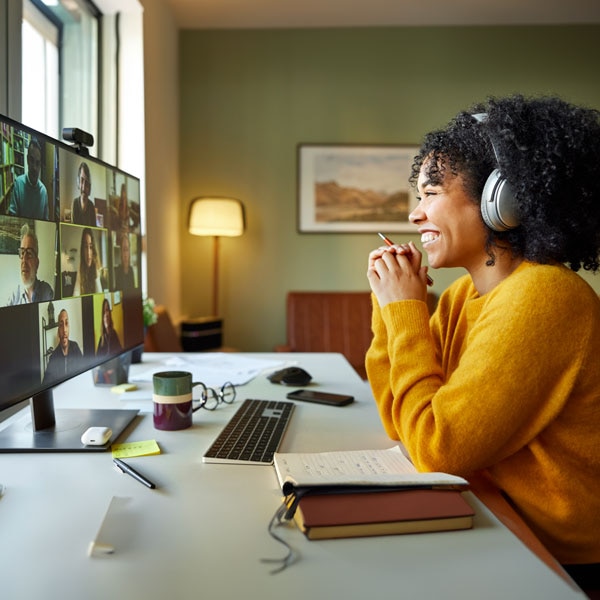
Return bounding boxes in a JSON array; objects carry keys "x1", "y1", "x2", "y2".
[
  {"x1": 21, "y1": 1, "x2": 59, "y2": 137},
  {"x1": 22, "y1": 0, "x2": 99, "y2": 144}
]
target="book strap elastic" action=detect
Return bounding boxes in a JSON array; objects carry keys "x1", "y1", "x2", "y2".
[{"x1": 260, "y1": 494, "x2": 299, "y2": 574}]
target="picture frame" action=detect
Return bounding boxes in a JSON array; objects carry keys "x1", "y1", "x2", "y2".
[{"x1": 297, "y1": 143, "x2": 420, "y2": 233}]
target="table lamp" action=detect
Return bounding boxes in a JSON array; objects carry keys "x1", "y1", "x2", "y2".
[{"x1": 188, "y1": 196, "x2": 246, "y2": 316}]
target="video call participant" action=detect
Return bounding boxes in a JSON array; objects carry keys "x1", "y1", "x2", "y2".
[
  {"x1": 366, "y1": 95, "x2": 600, "y2": 592},
  {"x1": 43, "y1": 308, "x2": 83, "y2": 383},
  {"x1": 60, "y1": 245, "x2": 78, "y2": 297},
  {"x1": 117, "y1": 183, "x2": 130, "y2": 232},
  {"x1": 96, "y1": 297, "x2": 123, "y2": 356},
  {"x1": 7, "y1": 224, "x2": 53, "y2": 305},
  {"x1": 8, "y1": 137, "x2": 49, "y2": 220},
  {"x1": 113, "y1": 232, "x2": 135, "y2": 292},
  {"x1": 71, "y1": 162, "x2": 96, "y2": 226},
  {"x1": 74, "y1": 227, "x2": 102, "y2": 295}
]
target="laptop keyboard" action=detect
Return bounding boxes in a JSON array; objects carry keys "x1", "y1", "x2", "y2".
[{"x1": 202, "y1": 398, "x2": 295, "y2": 465}]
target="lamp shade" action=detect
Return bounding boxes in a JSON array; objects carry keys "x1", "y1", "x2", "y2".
[{"x1": 188, "y1": 197, "x2": 245, "y2": 237}]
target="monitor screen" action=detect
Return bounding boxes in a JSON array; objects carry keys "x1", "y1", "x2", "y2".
[{"x1": 0, "y1": 114, "x2": 143, "y2": 451}]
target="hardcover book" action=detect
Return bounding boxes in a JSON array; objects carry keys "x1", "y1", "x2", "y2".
[{"x1": 293, "y1": 488, "x2": 475, "y2": 540}]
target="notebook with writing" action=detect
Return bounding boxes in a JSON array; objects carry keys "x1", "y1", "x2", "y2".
[{"x1": 273, "y1": 446, "x2": 469, "y2": 495}]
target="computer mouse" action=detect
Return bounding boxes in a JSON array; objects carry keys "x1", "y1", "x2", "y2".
[{"x1": 267, "y1": 366, "x2": 312, "y2": 386}]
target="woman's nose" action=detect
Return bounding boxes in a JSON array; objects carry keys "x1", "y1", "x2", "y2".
[{"x1": 409, "y1": 204, "x2": 424, "y2": 224}]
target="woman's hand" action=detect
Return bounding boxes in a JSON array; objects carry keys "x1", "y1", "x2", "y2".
[{"x1": 367, "y1": 241, "x2": 429, "y2": 307}]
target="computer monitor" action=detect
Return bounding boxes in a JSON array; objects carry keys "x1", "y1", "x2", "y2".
[{"x1": 0, "y1": 113, "x2": 143, "y2": 451}]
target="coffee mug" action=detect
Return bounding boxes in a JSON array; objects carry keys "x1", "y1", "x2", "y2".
[{"x1": 153, "y1": 371, "x2": 203, "y2": 431}]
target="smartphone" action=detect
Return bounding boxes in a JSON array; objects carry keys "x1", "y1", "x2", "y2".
[{"x1": 286, "y1": 389, "x2": 354, "y2": 407}]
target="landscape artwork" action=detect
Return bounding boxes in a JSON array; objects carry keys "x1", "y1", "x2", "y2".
[{"x1": 297, "y1": 144, "x2": 420, "y2": 233}]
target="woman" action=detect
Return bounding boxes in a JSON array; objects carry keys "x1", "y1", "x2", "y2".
[
  {"x1": 71, "y1": 161, "x2": 96, "y2": 226},
  {"x1": 113, "y1": 231, "x2": 135, "y2": 292},
  {"x1": 96, "y1": 297, "x2": 123, "y2": 356},
  {"x1": 366, "y1": 95, "x2": 600, "y2": 591},
  {"x1": 75, "y1": 227, "x2": 102, "y2": 295},
  {"x1": 118, "y1": 183, "x2": 130, "y2": 232}
]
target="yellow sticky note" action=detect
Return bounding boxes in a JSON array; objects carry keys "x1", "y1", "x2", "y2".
[
  {"x1": 111, "y1": 440, "x2": 161, "y2": 458},
  {"x1": 111, "y1": 383, "x2": 138, "y2": 394}
]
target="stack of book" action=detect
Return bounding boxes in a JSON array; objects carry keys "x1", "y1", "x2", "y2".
[{"x1": 273, "y1": 446, "x2": 474, "y2": 540}]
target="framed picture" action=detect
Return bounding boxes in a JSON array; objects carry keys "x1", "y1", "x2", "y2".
[{"x1": 297, "y1": 143, "x2": 420, "y2": 233}]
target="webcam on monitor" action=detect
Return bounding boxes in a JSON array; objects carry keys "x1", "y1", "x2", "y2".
[{"x1": 62, "y1": 127, "x2": 94, "y2": 155}]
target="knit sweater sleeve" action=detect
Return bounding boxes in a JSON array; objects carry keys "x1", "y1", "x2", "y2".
[
  {"x1": 366, "y1": 263, "x2": 596, "y2": 476},
  {"x1": 365, "y1": 293, "x2": 439, "y2": 441}
]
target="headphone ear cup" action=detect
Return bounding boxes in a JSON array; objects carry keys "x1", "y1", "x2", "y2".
[{"x1": 481, "y1": 169, "x2": 519, "y2": 231}]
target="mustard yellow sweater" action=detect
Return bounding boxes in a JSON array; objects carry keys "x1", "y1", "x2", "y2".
[{"x1": 366, "y1": 261, "x2": 600, "y2": 564}]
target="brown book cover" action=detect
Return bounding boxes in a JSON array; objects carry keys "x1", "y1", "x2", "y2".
[{"x1": 294, "y1": 489, "x2": 475, "y2": 540}]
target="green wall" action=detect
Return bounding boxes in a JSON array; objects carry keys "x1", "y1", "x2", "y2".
[{"x1": 179, "y1": 25, "x2": 600, "y2": 351}]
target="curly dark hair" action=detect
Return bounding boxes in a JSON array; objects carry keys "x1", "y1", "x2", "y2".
[{"x1": 409, "y1": 94, "x2": 600, "y2": 272}]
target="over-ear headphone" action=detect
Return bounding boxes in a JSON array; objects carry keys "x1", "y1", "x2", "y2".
[
  {"x1": 481, "y1": 168, "x2": 519, "y2": 231},
  {"x1": 472, "y1": 113, "x2": 520, "y2": 231}
]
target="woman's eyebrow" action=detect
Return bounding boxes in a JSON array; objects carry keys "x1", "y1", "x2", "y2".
[{"x1": 419, "y1": 178, "x2": 437, "y2": 189}]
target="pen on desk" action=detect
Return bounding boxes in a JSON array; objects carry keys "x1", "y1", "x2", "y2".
[
  {"x1": 113, "y1": 458, "x2": 156, "y2": 489},
  {"x1": 377, "y1": 232, "x2": 434, "y2": 286}
]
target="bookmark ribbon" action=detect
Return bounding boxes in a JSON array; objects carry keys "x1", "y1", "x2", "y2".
[{"x1": 261, "y1": 494, "x2": 299, "y2": 574}]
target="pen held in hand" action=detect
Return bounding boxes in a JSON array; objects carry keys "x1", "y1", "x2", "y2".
[{"x1": 377, "y1": 232, "x2": 434, "y2": 286}]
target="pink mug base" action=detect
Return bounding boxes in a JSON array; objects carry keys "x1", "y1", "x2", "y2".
[{"x1": 153, "y1": 400, "x2": 192, "y2": 431}]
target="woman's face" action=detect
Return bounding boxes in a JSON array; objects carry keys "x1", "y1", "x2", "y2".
[
  {"x1": 83, "y1": 233, "x2": 94, "y2": 267},
  {"x1": 103, "y1": 302, "x2": 112, "y2": 329},
  {"x1": 409, "y1": 162, "x2": 488, "y2": 272},
  {"x1": 78, "y1": 168, "x2": 91, "y2": 201},
  {"x1": 121, "y1": 237, "x2": 130, "y2": 269}
]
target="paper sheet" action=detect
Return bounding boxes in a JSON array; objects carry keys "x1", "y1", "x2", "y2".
[
  {"x1": 130, "y1": 353, "x2": 286, "y2": 387},
  {"x1": 88, "y1": 496, "x2": 132, "y2": 557}
]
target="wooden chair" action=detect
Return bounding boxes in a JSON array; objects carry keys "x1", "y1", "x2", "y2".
[{"x1": 144, "y1": 305, "x2": 183, "y2": 352}]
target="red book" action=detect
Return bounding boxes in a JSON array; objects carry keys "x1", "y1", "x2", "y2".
[{"x1": 294, "y1": 489, "x2": 475, "y2": 540}]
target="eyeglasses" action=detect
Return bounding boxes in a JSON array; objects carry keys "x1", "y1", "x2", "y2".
[
  {"x1": 18, "y1": 247, "x2": 37, "y2": 260},
  {"x1": 197, "y1": 381, "x2": 236, "y2": 411}
]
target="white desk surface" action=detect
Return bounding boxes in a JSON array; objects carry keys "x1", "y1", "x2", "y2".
[{"x1": 0, "y1": 352, "x2": 585, "y2": 600}]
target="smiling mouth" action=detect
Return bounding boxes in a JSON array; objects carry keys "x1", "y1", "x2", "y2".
[{"x1": 421, "y1": 232, "x2": 439, "y2": 245}]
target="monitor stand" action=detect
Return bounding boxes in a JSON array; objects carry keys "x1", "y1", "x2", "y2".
[{"x1": 0, "y1": 390, "x2": 139, "y2": 452}]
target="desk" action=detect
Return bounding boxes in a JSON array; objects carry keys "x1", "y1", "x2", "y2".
[{"x1": 0, "y1": 353, "x2": 585, "y2": 600}]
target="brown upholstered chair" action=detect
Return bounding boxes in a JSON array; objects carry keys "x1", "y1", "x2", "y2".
[
  {"x1": 275, "y1": 291, "x2": 374, "y2": 379},
  {"x1": 276, "y1": 290, "x2": 438, "y2": 379},
  {"x1": 144, "y1": 305, "x2": 183, "y2": 352}
]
